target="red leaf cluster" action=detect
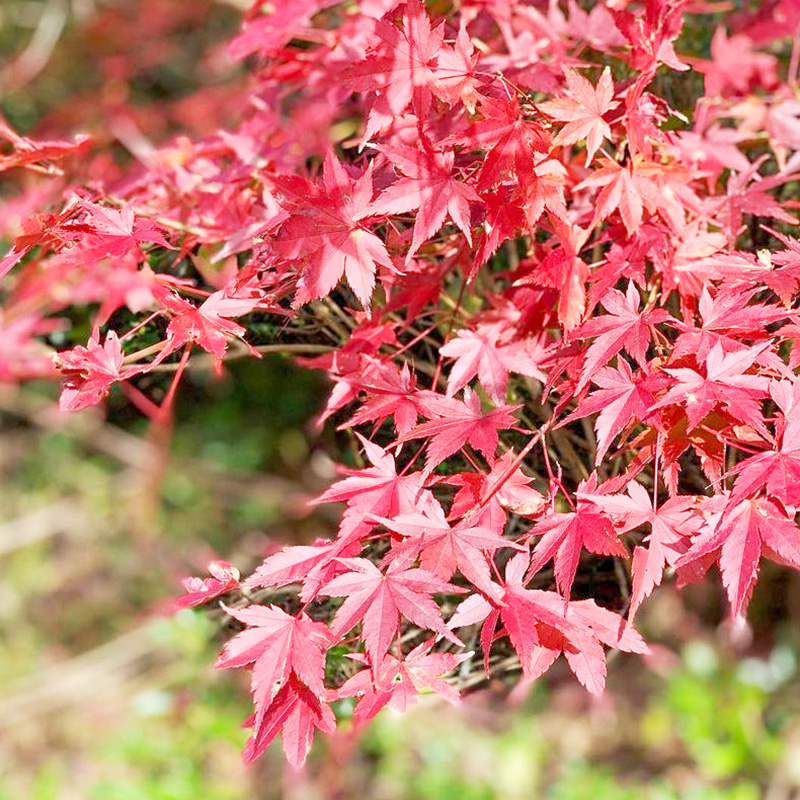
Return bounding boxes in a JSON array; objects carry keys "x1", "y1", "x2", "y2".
[{"x1": 4, "y1": 0, "x2": 800, "y2": 768}]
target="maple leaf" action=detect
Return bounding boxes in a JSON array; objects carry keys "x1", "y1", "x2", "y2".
[
  {"x1": 368, "y1": 144, "x2": 481, "y2": 263},
  {"x1": 318, "y1": 558, "x2": 463, "y2": 666},
  {"x1": 431, "y1": 23, "x2": 481, "y2": 112},
  {"x1": 227, "y1": 0, "x2": 338, "y2": 60},
  {"x1": 447, "y1": 450, "x2": 546, "y2": 533},
  {"x1": 711, "y1": 157, "x2": 797, "y2": 244},
  {"x1": 378, "y1": 500, "x2": 520, "y2": 597},
  {"x1": 339, "y1": 360, "x2": 420, "y2": 438},
  {"x1": 526, "y1": 489, "x2": 627, "y2": 600},
  {"x1": 245, "y1": 538, "x2": 361, "y2": 603},
  {"x1": 345, "y1": 0, "x2": 446, "y2": 137},
  {"x1": 216, "y1": 604, "x2": 334, "y2": 766},
  {"x1": 55, "y1": 330, "x2": 143, "y2": 412},
  {"x1": 696, "y1": 28, "x2": 779, "y2": 98},
  {"x1": 577, "y1": 481, "x2": 700, "y2": 619},
  {"x1": 670, "y1": 286, "x2": 789, "y2": 363},
  {"x1": 650, "y1": 341, "x2": 771, "y2": 436},
  {"x1": 453, "y1": 554, "x2": 646, "y2": 694},
  {"x1": 538, "y1": 67, "x2": 618, "y2": 164},
  {"x1": 312, "y1": 434, "x2": 434, "y2": 539},
  {"x1": 156, "y1": 286, "x2": 261, "y2": 366},
  {"x1": 274, "y1": 153, "x2": 394, "y2": 307},
  {"x1": 574, "y1": 281, "x2": 671, "y2": 393},
  {"x1": 730, "y1": 380, "x2": 800, "y2": 507},
  {"x1": 243, "y1": 674, "x2": 336, "y2": 767},
  {"x1": 0, "y1": 119, "x2": 91, "y2": 175},
  {"x1": 564, "y1": 359, "x2": 667, "y2": 464},
  {"x1": 675, "y1": 495, "x2": 800, "y2": 618},
  {"x1": 395, "y1": 389, "x2": 520, "y2": 473},
  {"x1": 217, "y1": 604, "x2": 331, "y2": 700},
  {"x1": 175, "y1": 560, "x2": 240, "y2": 609},
  {"x1": 576, "y1": 159, "x2": 645, "y2": 236},
  {"x1": 77, "y1": 201, "x2": 172, "y2": 258},
  {"x1": 515, "y1": 220, "x2": 590, "y2": 331},
  {"x1": 611, "y1": 0, "x2": 688, "y2": 75},
  {"x1": 451, "y1": 94, "x2": 551, "y2": 191},
  {"x1": 337, "y1": 640, "x2": 469, "y2": 726},
  {"x1": 439, "y1": 323, "x2": 546, "y2": 403}
]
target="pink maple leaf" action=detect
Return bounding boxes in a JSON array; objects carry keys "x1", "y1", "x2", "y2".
[
  {"x1": 564, "y1": 359, "x2": 667, "y2": 464},
  {"x1": 55, "y1": 330, "x2": 142, "y2": 412},
  {"x1": 318, "y1": 558, "x2": 463, "y2": 666},
  {"x1": 175, "y1": 560, "x2": 240, "y2": 609},
  {"x1": 651, "y1": 341, "x2": 771, "y2": 436},
  {"x1": 274, "y1": 153, "x2": 394, "y2": 307},
  {"x1": 538, "y1": 67, "x2": 618, "y2": 164},
  {"x1": 440, "y1": 323, "x2": 546, "y2": 403},
  {"x1": 368, "y1": 144, "x2": 481, "y2": 263},
  {"x1": 337, "y1": 640, "x2": 469, "y2": 726},
  {"x1": 345, "y1": 0, "x2": 446, "y2": 138},
  {"x1": 675, "y1": 495, "x2": 800, "y2": 619},
  {"x1": 578, "y1": 481, "x2": 700, "y2": 619},
  {"x1": 526, "y1": 486, "x2": 627, "y2": 600},
  {"x1": 396, "y1": 389, "x2": 520, "y2": 472},
  {"x1": 216, "y1": 604, "x2": 335, "y2": 767},
  {"x1": 574, "y1": 281, "x2": 671, "y2": 393}
]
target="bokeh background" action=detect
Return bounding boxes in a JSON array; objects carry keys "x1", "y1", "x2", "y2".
[{"x1": 3, "y1": 2, "x2": 800, "y2": 798}]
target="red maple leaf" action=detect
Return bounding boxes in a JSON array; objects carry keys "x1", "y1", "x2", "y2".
[
  {"x1": 447, "y1": 450, "x2": 546, "y2": 533},
  {"x1": 368, "y1": 143, "x2": 481, "y2": 263},
  {"x1": 274, "y1": 153, "x2": 394, "y2": 306},
  {"x1": 574, "y1": 281, "x2": 671, "y2": 392},
  {"x1": 378, "y1": 500, "x2": 521, "y2": 597},
  {"x1": 318, "y1": 558, "x2": 463, "y2": 666},
  {"x1": 576, "y1": 159, "x2": 646, "y2": 236},
  {"x1": 242, "y1": 674, "x2": 336, "y2": 767},
  {"x1": 313, "y1": 434, "x2": 435, "y2": 539},
  {"x1": 396, "y1": 389, "x2": 520, "y2": 472},
  {"x1": 337, "y1": 640, "x2": 469, "y2": 726},
  {"x1": 216, "y1": 604, "x2": 334, "y2": 767},
  {"x1": 0, "y1": 118, "x2": 91, "y2": 175},
  {"x1": 156, "y1": 286, "x2": 261, "y2": 365},
  {"x1": 345, "y1": 0, "x2": 446, "y2": 138},
  {"x1": 452, "y1": 93, "x2": 551, "y2": 191},
  {"x1": 526, "y1": 485, "x2": 627, "y2": 600},
  {"x1": 55, "y1": 330, "x2": 143, "y2": 412},
  {"x1": 339, "y1": 360, "x2": 421, "y2": 438},
  {"x1": 538, "y1": 67, "x2": 618, "y2": 164},
  {"x1": 431, "y1": 22, "x2": 481, "y2": 112},
  {"x1": 675, "y1": 495, "x2": 800, "y2": 618},
  {"x1": 439, "y1": 323, "x2": 546, "y2": 403},
  {"x1": 650, "y1": 341, "x2": 771, "y2": 436},
  {"x1": 730, "y1": 379, "x2": 800, "y2": 506},
  {"x1": 577, "y1": 481, "x2": 700, "y2": 619},
  {"x1": 175, "y1": 560, "x2": 240, "y2": 609},
  {"x1": 450, "y1": 553, "x2": 646, "y2": 694},
  {"x1": 564, "y1": 359, "x2": 667, "y2": 464}
]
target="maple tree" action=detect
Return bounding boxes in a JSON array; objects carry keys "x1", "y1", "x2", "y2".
[{"x1": 4, "y1": 0, "x2": 800, "y2": 770}]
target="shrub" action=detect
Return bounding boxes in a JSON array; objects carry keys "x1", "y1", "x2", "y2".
[{"x1": 3, "y1": 0, "x2": 800, "y2": 768}]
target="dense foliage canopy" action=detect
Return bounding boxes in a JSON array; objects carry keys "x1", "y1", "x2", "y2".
[{"x1": 3, "y1": 0, "x2": 800, "y2": 768}]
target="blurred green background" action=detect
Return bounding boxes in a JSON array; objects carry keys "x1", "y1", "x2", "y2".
[{"x1": 4, "y1": 2, "x2": 800, "y2": 799}]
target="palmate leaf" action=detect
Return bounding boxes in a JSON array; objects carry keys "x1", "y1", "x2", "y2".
[
  {"x1": 526, "y1": 502, "x2": 627, "y2": 600},
  {"x1": 395, "y1": 389, "x2": 520, "y2": 474},
  {"x1": 538, "y1": 67, "x2": 618, "y2": 164},
  {"x1": 368, "y1": 143, "x2": 481, "y2": 262},
  {"x1": 318, "y1": 558, "x2": 463, "y2": 666},
  {"x1": 676, "y1": 495, "x2": 800, "y2": 618},
  {"x1": 216, "y1": 605, "x2": 335, "y2": 767},
  {"x1": 274, "y1": 153, "x2": 394, "y2": 306}
]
